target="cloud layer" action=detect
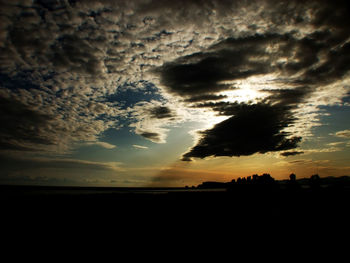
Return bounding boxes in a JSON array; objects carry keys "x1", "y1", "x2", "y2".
[{"x1": 0, "y1": 0, "x2": 349, "y2": 164}]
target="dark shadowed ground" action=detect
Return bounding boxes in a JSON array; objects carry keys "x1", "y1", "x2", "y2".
[
  {"x1": 1, "y1": 181, "x2": 349, "y2": 257},
  {"x1": 2, "y1": 181, "x2": 349, "y2": 224}
]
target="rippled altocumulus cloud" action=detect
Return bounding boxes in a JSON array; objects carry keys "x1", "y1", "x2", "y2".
[{"x1": 0, "y1": 0, "x2": 349, "y2": 160}]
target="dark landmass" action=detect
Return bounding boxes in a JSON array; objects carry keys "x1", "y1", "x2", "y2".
[
  {"x1": 2, "y1": 174, "x2": 349, "y2": 214},
  {"x1": 1, "y1": 174, "x2": 349, "y2": 239},
  {"x1": 196, "y1": 174, "x2": 350, "y2": 190}
]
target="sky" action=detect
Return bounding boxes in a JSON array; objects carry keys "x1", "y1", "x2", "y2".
[{"x1": 1, "y1": 0, "x2": 350, "y2": 187}]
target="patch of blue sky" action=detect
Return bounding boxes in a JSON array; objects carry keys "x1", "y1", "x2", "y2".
[
  {"x1": 68, "y1": 125, "x2": 153, "y2": 163},
  {"x1": 301, "y1": 103, "x2": 350, "y2": 151},
  {"x1": 315, "y1": 104, "x2": 350, "y2": 137},
  {"x1": 105, "y1": 81, "x2": 163, "y2": 109},
  {"x1": 101, "y1": 126, "x2": 153, "y2": 149},
  {"x1": 69, "y1": 121, "x2": 201, "y2": 167}
]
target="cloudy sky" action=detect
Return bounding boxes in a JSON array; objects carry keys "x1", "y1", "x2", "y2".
[{"x1": 1, "y1": 0, "x2": 350, "y2": 187}]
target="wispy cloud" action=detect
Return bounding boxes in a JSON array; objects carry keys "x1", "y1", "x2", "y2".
[
  {"x1": 0, "y1": 154, "x2": 124, "y2": 172},
  {"x1": 301, "y1": 147, "x2": 343, "y2": 154},
  {"x1": 128, "y1": 100, "x2": 184, "y2": 143},
  {"x1": 85, "y1": 141, "x2": 117, "y2": 149},
  {"x1": 133, "y1": 144, "x2": 148, "y2": 149},
  {"x1": 334, "y1": 130, "x2": 350, "y2": 138},
  {"x1": 0, "y1": 153, "x2": 125, "y2": 185},
  {"x1": 327, "y1": 142, "x2": 347, "y2": 147}
]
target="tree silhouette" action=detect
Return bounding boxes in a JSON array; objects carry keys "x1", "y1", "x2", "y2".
[
  {"x1": 287, "y1": 173, "x2": 300, "y2": 191},
  {"x1": 310, "y1": 174, "x2": 321, "y2": 190},
  {"x1": 289, "y1": 173, "x2": 296, "y2": 181}
]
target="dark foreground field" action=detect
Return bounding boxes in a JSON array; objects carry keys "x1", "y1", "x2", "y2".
[
  {"x1": 1, "y1": 184, "x2": 349, "y2": 255},
  {"x1": 2, "y1": 184, "x2": 349, "y2": 224}
]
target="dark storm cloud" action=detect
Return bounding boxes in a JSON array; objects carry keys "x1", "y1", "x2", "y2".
[
  {"x1": 0, "y1": 96, "x2": 53, "y2": 151},
  {"x1": 303, "y1": 42, "x2": 350, "y2": 85},
  {"x1": 148, "y1": 106, "x2": 174, "y2": 119},
  {"x1": 192, "y1": 85, "x2": 310, "y2": 116},
  {"x1": 262, "y1": 87, "x2": 312, "y2": 106},
  {"x1": 192, "y1": 101, "x2": 236, "y2": 115},
  {"x1": 157, "y1": 30, "x2": 345, "y2": 100},
  {"x1": 311, "y1": 0, "x2": 350, "y2": 32},
  {"x1": 156, "y1": 31, "x2": 333, "y2": 105},
  {"x1": 156, "y1": 0, "x2": 350, "y2": 99},
  {"x1": 182, "y1": 88, "x2": 309, "y2": 160},
  {"x1": 182, "y1": 103, "x2": 301, "y2": 161},
  {"x1": 293, "y1": 0, "x2": 350, "y2": 85},
  {"x1": 158, "y1": 34, "x2": 280, "y2": 98},
  {"x1": 184, "y1": 94, "x2": 228, "y2": 103}
]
